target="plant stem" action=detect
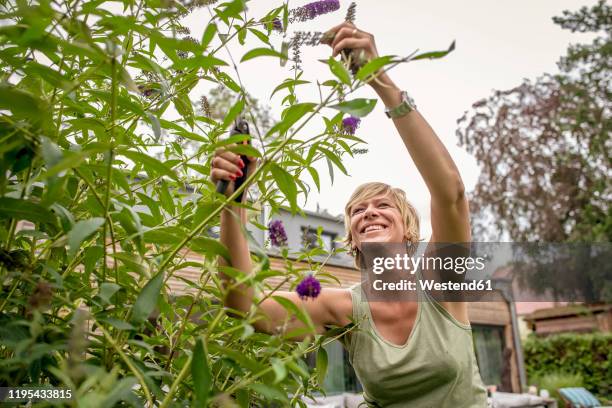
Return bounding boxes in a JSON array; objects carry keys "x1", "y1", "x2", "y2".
[{"x1": 96, "y1": 321, "x2": 154, "y2": 406}]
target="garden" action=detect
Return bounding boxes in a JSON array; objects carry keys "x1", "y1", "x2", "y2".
[{"x1": 1, "y1": 0, "x2": 610, "y2": 406}]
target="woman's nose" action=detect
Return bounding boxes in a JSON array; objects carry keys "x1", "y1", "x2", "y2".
[{"x1": 363, "y1": 205, "x2": 379, "y2": 218}]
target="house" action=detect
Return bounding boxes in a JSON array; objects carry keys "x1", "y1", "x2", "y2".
[{"x1": 523, "y1": 304, "x2": 612, "y2": 336}]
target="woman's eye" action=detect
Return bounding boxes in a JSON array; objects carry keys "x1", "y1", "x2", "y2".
[
  {"x1": 352, "y1": 208, "x2": 364, "y2": 215},
  {"x1": 379, "y1": 203, "x2": 390, "y2": 208}
]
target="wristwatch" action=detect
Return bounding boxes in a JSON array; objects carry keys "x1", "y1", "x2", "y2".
[{"x1": 385, "y1": 90, "x2": 417, "y2": 118}]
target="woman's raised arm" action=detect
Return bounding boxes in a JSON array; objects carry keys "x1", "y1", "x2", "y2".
[
  {"x1": 211, "y1": 149, "x2": 351, "y2": 338},
  {"x1": 324, "y1": 22, "x2": 470, "y2": 243}
]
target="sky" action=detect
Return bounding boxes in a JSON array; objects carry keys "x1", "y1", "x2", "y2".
[{"x1": 183, "y1": 0, "x2": 597, "y2": 238}]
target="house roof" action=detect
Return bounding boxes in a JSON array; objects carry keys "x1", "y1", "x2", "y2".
[{"x1": 523, "y1": 304, "x2": 612, "y2": 322}]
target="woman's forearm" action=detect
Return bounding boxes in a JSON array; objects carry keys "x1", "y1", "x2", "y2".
[
  {"x1": 371, "y1": 73, "x2": 465, "y2": 205},
  {"x1": 219, "y1": 205, "x2": 255, "y2": 314}
]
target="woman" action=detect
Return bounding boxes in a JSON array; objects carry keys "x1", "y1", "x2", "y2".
[{"x1": 210, "y1": 22, "x2": 487, "y2": 408}]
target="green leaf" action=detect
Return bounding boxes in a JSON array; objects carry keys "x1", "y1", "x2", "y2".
[
  {"x1": 326, "y1": 157, "x2": 334, "y2": 184},
  {"x1": 316, "y1": 346, "x2": 328, "y2": 385},
  {"x1": 271, "y1": 358, "x2": 287, "y2": 383},
  {"x1": 112, "y1": 252, "x2": 147, "y2": 276},
  {"x1": 241, "y1": 47, "x2": 287, "y2": 62},
  {"x1": 0, "y1": 83, "x2": 48, "y2": 121},
  {"x1": 201, "y1": 23, "x2": 217, "y2": 49},
  {"x1": 248, "y1": 383, "x2": 289, "y2": 403},
  {"x1": 270, "y1": 78, "x2": 309, "y2": 99},
  {"x1": 147, "y1": 113, "x2": 161, "y2": 141},
  {"x1": 356, "y1": 55, "x2": 394, "y2": 81},
  {"x1": 97, "y1": 282, "x2": 121, "y2": 305},
  {"x1": 0, "y1": 197, "x2": 55, "y2": 224},
  {"x1": 280, "y1": 41, "x2": 289, "y2": 67},
  {"x1": 248, "y1": 28, "x2": 270, "y2": 45},
  {"x1": 271, "y1": 295, "x2": 314, "y2": 331},
  {"x1": 118, "y1": 148, "x2": 179, "y2": 181},
  {"x1": 23, "y1": 62, "x2": 72, "y2": 89},
  {"x1": 218, "y1": 0, "x2": 246, "y2": 20},
  {"x1": 330, "y1": 98, "x2": 377, "y2": 118},
  {"x1": 99, "y1": 318, "x2": 135, "y2": 331},
  {"x1": 412, "y1": 40, "x2": 456, "y2": 61},
  {"x1": 222, "y1": 98, "x2": 245, "y2": 129},
  {"x1": 192, "y1": 338, "x2": 212, "y2": 406},
  {"x1": 267, "y1": 103, "x2": 316, "y2": 136},
  {"x1": 226, "y1": 143, "x2": 261, "y2": 157},
  {"x1": 131, "y1": 272, "x2": 164, "y2": 325},
  {"x1": 215, "y1": 71, "x2": 241, "y2": 93},
  {"x1": 328, "y1": 56, "x2": 351, "y2": 86},
  {"x1": 67, "y1": 217, "x2": 105, "y2": 258},
  {"x1": 306, "y1": 166, "x2": 320, "y2": 192},
  {"x1": 189, "y1": 237, "x2": 229, "y2": 261},
  {"x1": 173, "y1": 93, "x2": 194, "y2": 128},
  {"x1": 270, "y1": 164, "x2": 298, "y2": 212},
  {"x1": 287, "y1": 360, "x2": 310, "y2": 380},
  {"x1": 100, "y1": 377, "x2": 138, "y2": 407},
  {"x1": 318, "y1": 146, "x2": 347, "y2": 175}
]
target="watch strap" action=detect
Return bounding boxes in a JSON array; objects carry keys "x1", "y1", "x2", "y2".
[{"x1": 385, "y1": 91, "x2": 416, "y2": 118}]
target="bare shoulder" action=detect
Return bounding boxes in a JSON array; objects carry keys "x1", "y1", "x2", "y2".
[{"x1": 320, "y1": 287, "x2": 354, "y2": 327}]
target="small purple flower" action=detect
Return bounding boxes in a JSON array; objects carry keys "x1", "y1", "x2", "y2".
[
  {"x1": 268, "y1": 219, "x2": 288, "y2": 247},
  {"x1": 272, "y1": 17, "x2": 283, "y2": 32},
  {"x1": 296, "y1": 274, "x2": 321, "y2": 300},
  {"x1": 342, "y1": 116, "x2": 361, "y2": 135},
  {"x1": 290, "y1": 0, "x2": 340, "y2": 23}
]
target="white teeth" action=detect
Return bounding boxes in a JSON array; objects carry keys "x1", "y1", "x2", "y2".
[{"x1": 364, "y1": 225, "x2": 385, "y2": 233}]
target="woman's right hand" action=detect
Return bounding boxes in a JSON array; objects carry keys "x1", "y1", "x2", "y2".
[{"x1": 210, "y1": 148, "x2": 256, "y2": 197}]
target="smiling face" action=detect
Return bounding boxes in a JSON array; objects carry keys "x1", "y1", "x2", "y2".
[
  {"x1": 349, "y1": 193, "x2": 406, "y2": 250},
  {"x1": 344, "y1": 183, "x2": 420, "y2": 267}
]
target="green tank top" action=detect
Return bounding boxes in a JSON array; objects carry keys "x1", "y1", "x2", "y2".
[{"x1": 344, "y1": 281, "x2": 488, "y2": 407}]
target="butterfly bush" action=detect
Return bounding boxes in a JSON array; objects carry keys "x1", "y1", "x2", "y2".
[
  {"x1": 0, "y1": 0, "x2": 457, "y2": 403},
  {"x1": 342, "y1": 116, "x2": 361, "y2": 135},
  {"x1": 268, "y1": 219, "x2": 288, "y2": 247},
  {"x1": 296, "y1": 274, "x2": 322, "y2": 300},
  {"x1": 289, "y1": 0, "x2": 340, "y2": 23}
]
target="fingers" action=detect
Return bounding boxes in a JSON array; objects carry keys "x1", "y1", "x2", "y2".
[
  {"x1": 211, "y1": 167, "x2": 237, "y2": 183},
  {"x1": 330, "y1": 26, "x2": 364, "y2": 50},
  {"x1": 211, "y1": 149, "x2": 244, "y2": 182},
  {"x1": 321, "y1": 21, "x2": 355, "y2": 45},
  {"x1": 333, "y1": 38, "x2": 370, "y2": 58}
]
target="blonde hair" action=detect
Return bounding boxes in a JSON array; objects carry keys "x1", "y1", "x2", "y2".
[{"x1": 344, "y1": 182, "x2": 420, "y2": 267}]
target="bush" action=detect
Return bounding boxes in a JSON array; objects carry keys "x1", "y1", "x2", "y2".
[
  {"x1": 0, "y1": 0, "x2": 454, "y2": 405},
  {"x1": 523, "y1": 333, "x2": 612, "y2": 400}
]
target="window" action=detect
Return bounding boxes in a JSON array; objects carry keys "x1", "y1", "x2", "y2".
[
  {"x1": 305, "y1": 340, "x2": 362, "y2": 394},
  {"x1": 472, "y1": 325, "x2": 507, "y2": 389},
  {"x1": 301, "y1": 227, "x2": 336, "y2": 252}
]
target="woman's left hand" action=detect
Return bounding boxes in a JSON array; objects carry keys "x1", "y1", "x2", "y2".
[{"x1": 321, "y1": 22, "x2": 381, "y2": 74}]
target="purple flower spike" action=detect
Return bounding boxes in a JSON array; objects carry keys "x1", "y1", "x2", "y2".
[
  {"x1": 342, "y1": 116, "x2": 361, "y2": 135},
  {"x1": 296, "y1": 274, "x2": 321, "y2": 300},
  {"x1": 272, "y1": 17, "x2": 283, "y2": 32},
  {"x1": 290, "y1": 0, "x2": 340, "y2": 23},
  {"x1": 268, "y1": 219, "x2": 288, "y2": 247}
]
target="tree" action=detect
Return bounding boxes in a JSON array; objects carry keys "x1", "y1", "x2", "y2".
[{"x1": 457, "y1": 0, "x2": 611, "y2": 242}]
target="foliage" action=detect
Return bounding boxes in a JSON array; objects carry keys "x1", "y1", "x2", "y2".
[
  {"x1": 456, "y1": 0, "x2": 611, "y2": 242},
  {"x1": 0, "y1": 0, "x2": 453, "y2": 405},
  {"x1": 523, "y1": 333, "x2": 612, "y2": 400}
]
